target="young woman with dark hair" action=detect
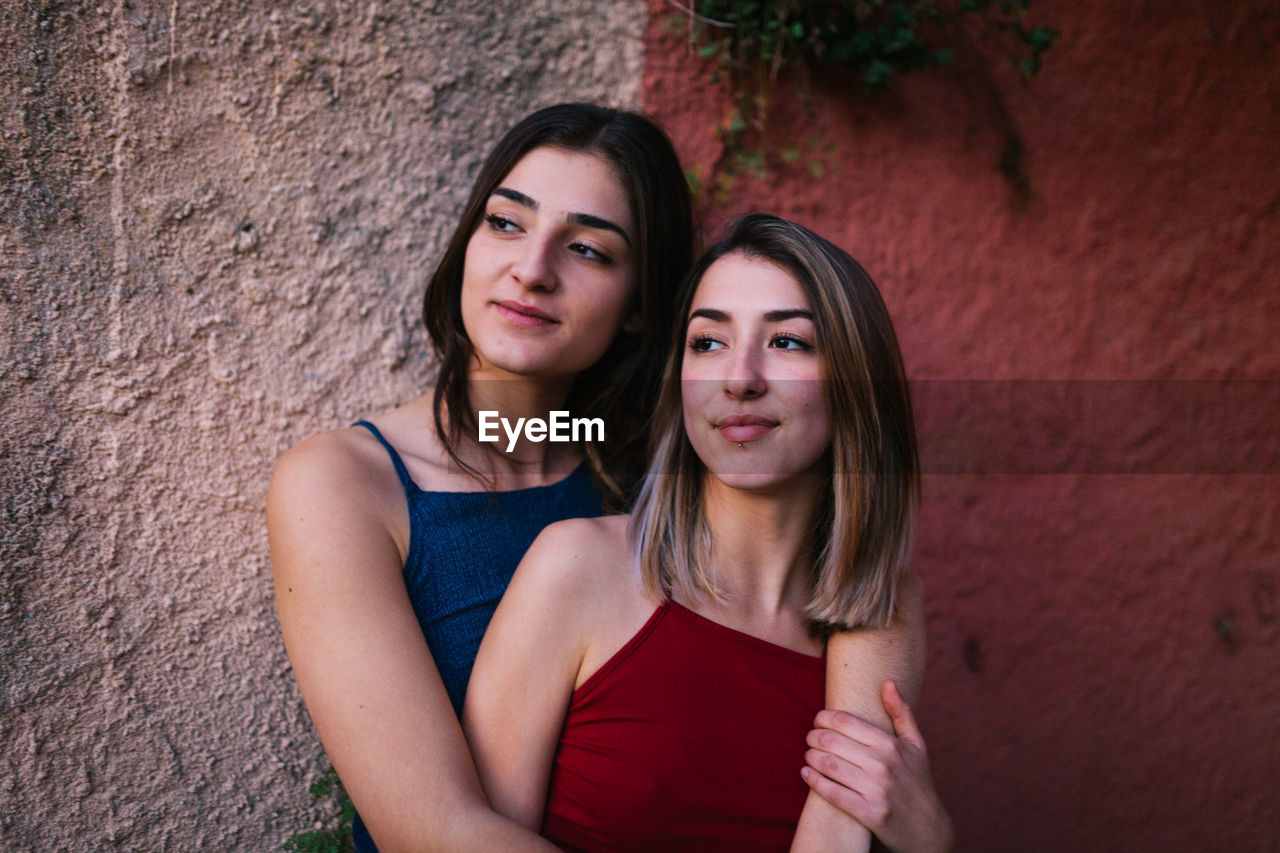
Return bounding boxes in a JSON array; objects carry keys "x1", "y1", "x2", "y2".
[
  {"x1": 422, "y1": 104, "x2": 697, "y2": 506},
  {"x1": 270, "y1": 105, "x2": 948, "y2": 851}
]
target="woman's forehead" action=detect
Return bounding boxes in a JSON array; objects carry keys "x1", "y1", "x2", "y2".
[
  {"x1": 497, "y1": 146, "x2": 634, "y2": 233},
  {"x1": 690, "y1": 253, "x2": 809, "y2": 315}
]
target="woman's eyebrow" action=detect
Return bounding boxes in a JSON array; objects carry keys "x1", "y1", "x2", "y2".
[
  {"x1": 567, "y1": 212, "x2": 631, "y2": 247},
  {"x1": 688, "y1": 308, "x2": 812, "y2": 322},
  {"x1": 492, "y1": 187, "x2": 537, "y2": 209},
  {"x1": 490, "y1": 187, "x2": 631, "y2": 248},
  {"x1": 763, "y1": 309, "x2": 812, "y2": 322}
]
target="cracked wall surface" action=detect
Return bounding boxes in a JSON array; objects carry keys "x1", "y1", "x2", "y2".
[{"x1": 1, "y1": 1, "x2": 644, "y2": 848}]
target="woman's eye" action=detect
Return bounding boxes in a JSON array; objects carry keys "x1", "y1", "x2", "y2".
[
  {"x1": 770, "y1": 334, "x2": 812, "y2": 352},
  {"x1": 484, "y1": 213, "x2": 518, "y2": 233},
  {"x1": 570, "y1": 242, "x2": 612, "y2": 265},
  {"x1": 688, "y1": 335, "x2": 725, "y2": 353}
]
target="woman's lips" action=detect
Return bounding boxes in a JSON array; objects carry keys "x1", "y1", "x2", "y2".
[
  {"x1": 716, "y1": 415, "x2": 778, "y2": 443},
  {"x1": 495, "y1": 300, "x2": 558, "y2": 328}
]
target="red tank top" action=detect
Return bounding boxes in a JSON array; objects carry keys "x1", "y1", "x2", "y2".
[{"x1": 541, "y1": 599, "x2": 825, "y2": 852}]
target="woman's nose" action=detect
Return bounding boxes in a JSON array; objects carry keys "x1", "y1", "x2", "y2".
[
  {"x1": 510, "y1": 238, "x2": 557, "y2": 292},
  {"x1": 723, "y1": 347, "x2": 766, "y2": 399}
]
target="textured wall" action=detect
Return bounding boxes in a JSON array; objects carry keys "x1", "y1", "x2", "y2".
[
  {"x1": 645, "y1": 0, "x2": 1278, "y2": 850},
  {"x1": 0, "y1": 1, "x2": 643, "y2": 848}
]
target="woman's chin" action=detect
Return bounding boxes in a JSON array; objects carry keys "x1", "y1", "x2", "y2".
[
  {"x1": 700, "y1": 456, "x2": 829, "y2": 498},
  {"x1": 705, "y1": 467, "x2": 794, "y2": 495},
  {"x1": 473, "y1": 350, "x2": 576, "y2": 382},
  {"x1": 471, "y1": 335, "x2": 613, "y2": 383}
]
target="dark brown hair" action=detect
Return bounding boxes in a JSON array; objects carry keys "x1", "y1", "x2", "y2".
[{"x1": 423, "y1": 104, "x2": 695, "y2": 509}]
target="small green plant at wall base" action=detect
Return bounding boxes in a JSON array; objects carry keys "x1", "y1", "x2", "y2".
[
  {"x1": 668, "y1": 0, "x2": 1058, "y2": 188},
  {"x1": 283, "y1": 767, "x2": 355, "y2": 853}
]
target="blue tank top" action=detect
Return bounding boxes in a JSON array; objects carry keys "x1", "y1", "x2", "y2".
[{"x1": 350, "y1": 420, "x2": 603, "y2": 852}]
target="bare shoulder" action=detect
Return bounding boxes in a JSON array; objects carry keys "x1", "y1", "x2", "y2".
[
  {"x1": 268, "y1": 425, "x2": 402, "y2": 522},
  {"x1": 533, "y1": 514, "x2": 628, "y2": 556},
  {"x1": 518, "y1": 515, "x2": 656, "y2": 686},
  {"x1": 266, "y1": 422, "x2": 415, "y2": 598},
  {"x1": 517, "y1": 514, "x2": 634, "y2": 601},
  {"x1": 268, "y1": 392, "x2": 440, "y2": 520},
  {"x1": 511, "y1": 515, "x2": 649, "y2": 632},
  {"x1": 356, "y1": 396, "x2": 469, "y2": 491},
  {"x1": 271, "y1": 426, "x2": 376, "y2": 485}
]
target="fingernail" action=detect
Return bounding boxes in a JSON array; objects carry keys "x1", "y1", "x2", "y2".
[{"x1": 800, "y1": 767, "x2": 810, "y2": 781}]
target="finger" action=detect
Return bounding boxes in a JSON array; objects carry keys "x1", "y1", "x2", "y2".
[
  {"x1": 806, "y1": 726, "x2": 894, "y2": 771},
  {"x1": 800, "y1": 766, "x2": 888, "y2": 830},
  {"x1": 882, "y1": 680, "x2": 926, "y2": 754},
  {"x1": 804, "y1": 747, "x2": 888, "y2": 799},
  {"x1": 813, "y1": 708, "x2": 896, "y2": 749}
]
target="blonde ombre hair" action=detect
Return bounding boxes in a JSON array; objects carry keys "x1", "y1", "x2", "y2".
[{"x1": 628, "y1": 214, "x2": 919, "y2": 631}]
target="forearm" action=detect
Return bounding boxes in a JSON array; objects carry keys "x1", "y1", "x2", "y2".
[
  {"x1": 462, "y1": 521, "x2": 598, "y2": 831},
  {"x1": 802, "y1": 573, "x2": 952, "y2": 853},
  {"x1": 269, "y1": 439, "x2": 546, "y2": 851},
  {"x1": 370, "y1": 800, "x2": 558, "y2": 853},
  {"x1": 790, "y1": 640, "x2": 891, "y2": 853},
  {"x1": 324, "y1": 712, "x2": 554, "y2": 852}
]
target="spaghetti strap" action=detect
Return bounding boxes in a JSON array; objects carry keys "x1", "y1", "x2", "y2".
[{"x1": 353, "y1": 420, "x2": 417, "y2": 493}]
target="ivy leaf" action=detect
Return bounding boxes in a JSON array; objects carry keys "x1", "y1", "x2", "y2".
[
  {"x1": 675, "y1": 0, "x2": 1057, "y2": 187},
  {"x1": 863, "y1": 58, "x2": 895, "y2": 89},
  {"x1": 1025, "y1": 26, "x2": 1059, "y2": 50}
]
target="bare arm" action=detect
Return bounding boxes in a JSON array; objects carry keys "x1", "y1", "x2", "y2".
[
  {"x1": 791, "y1": 571, "x2": 928, "y2": 853},
  {"x1": 803, "y1": 682, "x2": 954, "y2": 853},
  {"x1": 268, "y1": 432, "x2": 558, "y2": 852},
  {"x1": 461, "y1": 522, "x2": 599, "y2": 827}
]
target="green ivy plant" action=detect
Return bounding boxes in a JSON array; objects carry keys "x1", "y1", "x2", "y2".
[
  {"x1": 669, "y1": 0, "x2": 1058, "y2": 193},
  {"x1": 283, "y1": 767, "x2": 355, "y2": 853}
]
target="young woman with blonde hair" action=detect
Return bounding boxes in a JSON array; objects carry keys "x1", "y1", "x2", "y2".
[{"x1": 465, "y1": 213, "x2": 952, "y2": 851}]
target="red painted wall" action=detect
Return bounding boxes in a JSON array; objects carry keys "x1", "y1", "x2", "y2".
[{"x1": 644, "y1": 2, "x2": 1279, "y2": 850}]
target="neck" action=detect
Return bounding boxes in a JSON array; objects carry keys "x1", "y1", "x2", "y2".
[
  {"x1": 698, "y1": 473, "x2": 825, "y2": 616},
  {"x1": 458, "y1": 369, "x2": 577, "y2": 479}
]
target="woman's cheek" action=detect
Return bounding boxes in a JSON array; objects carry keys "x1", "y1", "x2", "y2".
[{"x1": 574, "y1": 276, "x2": 634, "y2": 356}]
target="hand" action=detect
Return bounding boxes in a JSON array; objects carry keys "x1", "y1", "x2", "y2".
[{"x1": 801, "y1": 681, "x2": 954, "y2": 853}]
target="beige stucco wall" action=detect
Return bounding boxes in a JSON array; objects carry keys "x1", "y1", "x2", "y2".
[{"x1": 1, "y1": 1, "x2": 644, "y2": 848}]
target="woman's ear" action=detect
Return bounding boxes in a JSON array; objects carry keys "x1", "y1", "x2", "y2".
[{"x1": 622, "y1": 311, "x2": 643, "y2": 334}]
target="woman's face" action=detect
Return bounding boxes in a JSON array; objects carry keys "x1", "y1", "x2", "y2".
[
  {"x1": 681, "y1": 252, "x2": 830, "y2": 493},
  {"x1": 460, "y1": 146, "x2": 637, "y2": 382}
]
